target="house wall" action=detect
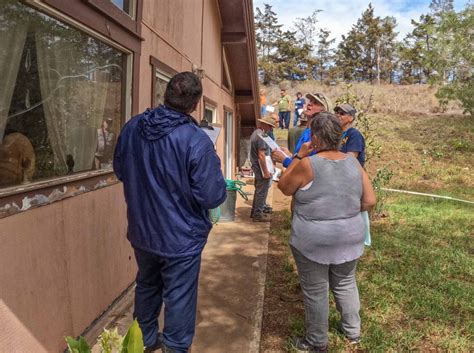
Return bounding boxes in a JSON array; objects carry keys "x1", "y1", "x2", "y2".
[
  {"x1": 139, "y1": 0, "x2": 237, "y2": 177},
  {"x1": 0, "y1": 0, "x2": 243, "y2": 352},
  {"x1": 0, "y1": 184, "x2": 135, "y2": 352}
]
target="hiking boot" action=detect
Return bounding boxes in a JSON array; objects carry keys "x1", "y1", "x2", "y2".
[
  {"x1": 252, "y1": 214, "x2": 271, "y2": 222},
  {"x1": 144, "y1": 333, "x2": 162, "y2": 353},
  {"x1": 144, "y1": 342, "x2": 161, "y2": 353},
  {"x1": 263, "y1": 206, "x2": 273, "y2": 214},
  {"x1": 291, "y1": 337, "x2": 328, "y2": 353}
]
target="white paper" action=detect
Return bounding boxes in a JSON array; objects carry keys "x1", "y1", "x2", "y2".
[
  {"x1": 258, "y1": 134, "x2": 290, "y2": 157},
  {"x1": 202, "y1": 127, "x2": 221, "y2": 145},
  {"x1": 259, "y1": 155, "x2": 275, "y2": 175},
  {"x1": 266, "y1": 105, "x2": 275, "y2": 113},
  {"x1": 297, "y1": 108, "x2": 304, "y2": 115}
]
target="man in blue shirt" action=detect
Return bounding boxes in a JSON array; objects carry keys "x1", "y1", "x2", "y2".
[
  {"x1": 335, "y1": 103, "x2": 366, "y2": 166},
  {"x1": 114, "y1": 72, "x2": 226, "y2": 353},
  {"x1": 272, "y1": 92, "x2": 330, "y2": 167},
  {"x1": 293, "y1": 92, "x2": 305, "y2": 127}
]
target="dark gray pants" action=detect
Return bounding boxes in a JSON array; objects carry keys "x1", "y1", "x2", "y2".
[
  {"x1": 250, "y1": 170, "x2": 271, "y2": 218},
  {"x1": 291, "y1": 247, "x2": 361, "y2": 347}
]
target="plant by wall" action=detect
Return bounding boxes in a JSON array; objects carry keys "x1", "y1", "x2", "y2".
[{"x1": 66, "y1": 319, "x2": 144, "y2": 353}]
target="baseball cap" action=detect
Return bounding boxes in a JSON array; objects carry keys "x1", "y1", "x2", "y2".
[
  {"x1": 334, "y1": 103, "x2": 357, "y2": 118},
  {"x1": 306, "y1": 92, "x2": 331, "y2": 111},
  {"x1": 257, "y1": 116, "x2": 276, "y2": 128}
]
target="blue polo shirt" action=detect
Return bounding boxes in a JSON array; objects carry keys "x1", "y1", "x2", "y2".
[
  {"x1": 340, "y1": 127, "x2": 366, "y2": 166},
  {"x1": 282, "y1": 128, "x2": 315, "y2": 168}
]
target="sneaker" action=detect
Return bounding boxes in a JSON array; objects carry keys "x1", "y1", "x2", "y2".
[
  {"x1": 291, "y1": 337, "x2": 327, "y2": 353},
  {"x1": 347, "y1": 336, "x2": 361, "y2": 345}
]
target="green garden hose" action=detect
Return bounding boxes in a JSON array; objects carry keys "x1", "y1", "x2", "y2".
[
  {"x1": 210, "y1": 179, "x2": 248, "y2": 224},
  {"x1": 225, "y1": 179, "x2": 248, "y2": 201}
]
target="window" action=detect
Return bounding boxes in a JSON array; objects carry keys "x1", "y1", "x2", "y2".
[
  {"x1": 203, "y1": 97, "x2": 218, "y2": 124},
  {"x1": 204, "y1": 106, "x2": 216, "y2": 124},
  {"x1": 150, "y1": 57, "x2": 177, "y2": 108},
  {"x1": 154, "y1": 71, "x2": 171, "y2": 107},
  {"x1": 111, "y1": 0, "x2": 136, "y2": 17},
  {"x1": 0, "y1": 0, "x2": 129, "y2": 190}
]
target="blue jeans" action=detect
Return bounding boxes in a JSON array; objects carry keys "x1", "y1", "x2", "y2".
[
  {"x1": 133, "y1": 248, "x2": 202, "y2": 352},
  {"x1": 279, "y1": 111, "x2": 291, "y2": 129},
  {"x1": 294, "y1": 111, "x2": 300, "y2": 127}
]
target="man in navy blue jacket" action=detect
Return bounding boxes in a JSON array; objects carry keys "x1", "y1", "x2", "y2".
[{"x1": 114, "y1": 72, "x2": 226, "y2": 353}]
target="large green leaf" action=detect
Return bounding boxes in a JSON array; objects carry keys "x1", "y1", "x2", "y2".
[
  {"x1": 65, "y1": 336, "x2": 91, "y2": 353},
  {"x1": 121, "y1": 319, "x2": 144, "y2": 353}
]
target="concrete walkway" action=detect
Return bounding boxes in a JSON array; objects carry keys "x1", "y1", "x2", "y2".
[{"x1": 87, "y1": 182, "x2": 271, "y2": 353}]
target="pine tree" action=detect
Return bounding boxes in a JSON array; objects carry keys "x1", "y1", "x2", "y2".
[
  {"x1": 293, "y1": 9, "x2": 322, "y2": 50},
  {"x1": 315, "y1": 29, "x2": 335, "y2": 82},
  {"x1": 335, "y1": 4, "x2": 398, "y2": 83},
  {"x1": 254, "y1": 4, "x2": 282, "y2": 60}
]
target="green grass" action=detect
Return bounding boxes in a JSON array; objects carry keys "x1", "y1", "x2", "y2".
[
  {"x1": 357, "y1": 195, "x2": 473, "y2": 351},
  {"x1": 265, "y1": 107, "x2": 473, "y2": 351},
  {"x1": 273, "y1": 196, "x2": 473, "y2": 352}
]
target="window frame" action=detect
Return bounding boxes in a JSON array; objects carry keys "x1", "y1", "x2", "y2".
[
  {"x1": 0, "y1": 0, "x2": 141, "y2": 201},
  {"x1": 223, "y1": 106, "x2": 234, "y2": 179},
  {"x1": 203, "y1": 97, "x2": 218, "y2": 124},
  {"x1": 150, "y1": 56, "x2": 177, "y2": 108}
]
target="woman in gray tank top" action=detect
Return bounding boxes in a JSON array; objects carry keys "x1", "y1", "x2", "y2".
[{"x1": 278, "y1": 112, "x2": 376, "y2": 352}]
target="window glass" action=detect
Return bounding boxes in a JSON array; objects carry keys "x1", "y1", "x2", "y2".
[
  {"x1": 154, "y1": 71, "x2": 170, "y2": 107},
  {"x1": 0, "y1": 0, "x2": 127, "y2": 189},
  {"x1": 204, "y1": 106, "x2": 216, "y2": 124},
  {"x1": 111, "y1": 0, "x2": 135, "y2": 17}
]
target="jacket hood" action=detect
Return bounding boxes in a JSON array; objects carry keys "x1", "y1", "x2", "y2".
[{"x1": 138, "y1": 105, "x2": 196, "y2": 141}]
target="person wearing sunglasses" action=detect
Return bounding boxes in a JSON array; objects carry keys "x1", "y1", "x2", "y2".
[{"x1": 334, "y1": 104, "x2": 366, "y2": 167}]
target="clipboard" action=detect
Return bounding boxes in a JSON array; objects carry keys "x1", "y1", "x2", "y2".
[
  {"x1": 258, "y1": 134, "x2": 290, "y2": 158},
  {"x1": 200, "y1": 120, "x2": 221, "y2": 145}
]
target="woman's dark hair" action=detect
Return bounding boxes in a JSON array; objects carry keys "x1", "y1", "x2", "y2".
[
  {"x1": 310, "y1": 112, "x2": 343, "y2": 150},
  {"x1": 164, "y1": 72, "x2": 203, "y2": 114}
]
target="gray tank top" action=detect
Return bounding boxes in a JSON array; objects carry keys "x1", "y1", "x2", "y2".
[{"x1": 290, "y1": 155, "x2": 365, "y2": 264}]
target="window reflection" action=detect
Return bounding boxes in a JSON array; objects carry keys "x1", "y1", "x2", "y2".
[
  {"x1": 154, "y1": 71, "x2": 170, "y2": 107},
  {"x1": 0, "y1": 0, "x2": 126, "y2": 189},
  {"x1": 111, "y1": 0, "x2": 134, "y2": 16}
]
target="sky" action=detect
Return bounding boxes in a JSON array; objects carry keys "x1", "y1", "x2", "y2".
[{"x1": 253, "y1": 0, "x2": 470, "y2": 44}]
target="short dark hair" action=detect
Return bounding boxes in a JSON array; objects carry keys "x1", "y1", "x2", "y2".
[
  {"x1": 310, "y1": 112, "x2": 343, "y2": 150},
  {"x1": 164, "y1": 72, "x2": 202, "y2": 114},
  {"x1": 296, "y1": 91, "x2": 302, "y2": 96}
]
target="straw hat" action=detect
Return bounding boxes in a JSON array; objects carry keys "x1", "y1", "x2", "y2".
[{"x1": 257, "y1": 116, "x2": 276, "y2": 128}]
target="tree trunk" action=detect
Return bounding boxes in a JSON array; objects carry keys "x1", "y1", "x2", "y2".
[{"x1": 376, "y1": 41, "x2": 381, "y2": 85}]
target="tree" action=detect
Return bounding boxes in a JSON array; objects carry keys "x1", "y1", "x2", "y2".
[
  {"x1": 314, "y1": 29, "x2": 335, "y2": 82},
  {"x1": 335, "y1": 4, "x2": 398, "y2": 83},
  {"x1": 254, "y1": 4, "x2": 282, "y2": 60},
  {"x1": 434, "y1": 5, "x2": 474, "y2": 115},
  {"x1": 293, "y1": 9, "x2": 321, "y2": 50},
  {"x1": 429, "y1": 0, "x2": 454, "y2": 17},
  {"x1": 269, "y1": 30, "x2": 314, "y2": 82}
]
